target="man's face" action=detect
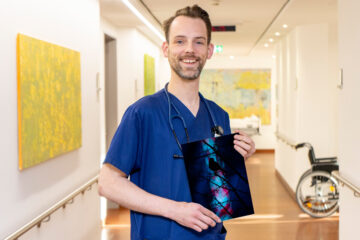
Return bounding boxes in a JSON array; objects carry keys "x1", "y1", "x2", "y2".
[{"x1": 162, "y1": 16, "x2": 214, "y2": 81}]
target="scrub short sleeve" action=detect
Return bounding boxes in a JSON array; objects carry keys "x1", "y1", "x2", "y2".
[{"x1": 104, "y1": 106, "x2": 142, "y2": 176}]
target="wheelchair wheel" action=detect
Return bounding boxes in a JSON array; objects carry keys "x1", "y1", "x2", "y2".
[
  {"x1": 298, "y1": 169, "x2": 312, "y2": 182},
  {"x1": 296, "y1": 170, "x2": 339, "y2": 218}
]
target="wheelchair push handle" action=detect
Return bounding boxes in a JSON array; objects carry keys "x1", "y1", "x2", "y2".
[
  {"x1": 295, "y1": 142, "x2": 316, "y2": 165},
  {"x1": 295, "y1": 142, "x2": 338, "y2": 165},
  {"x1": 295, "y1": 142, "x2": 313, "y2": 150}
]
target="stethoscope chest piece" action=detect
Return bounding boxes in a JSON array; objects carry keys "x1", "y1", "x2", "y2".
[{"x1": 212, "y1": 126, "x2": 224, "y2": 137}]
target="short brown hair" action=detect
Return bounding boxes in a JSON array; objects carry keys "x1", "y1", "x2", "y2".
[{"x1": 163, "y1": 5, "x2": 212, "y2": 44}]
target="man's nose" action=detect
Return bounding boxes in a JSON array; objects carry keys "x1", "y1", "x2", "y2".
[{"x1": 185, "y1": 41, "x2": 195, "y2": 53}]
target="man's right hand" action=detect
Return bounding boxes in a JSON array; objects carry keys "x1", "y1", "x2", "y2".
[
  {"x1": 99, "y1": 164, "x2": 221, "y2": 233},
  {"x1": 167, "y1": 202, "x2": 221, "y2": 232}
]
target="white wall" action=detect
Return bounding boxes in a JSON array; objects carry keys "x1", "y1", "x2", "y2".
[
  {"x1": 0, "y1": 0, "x2": 101, "y2": 239},
  {"x1": 275, "y1": 24, "x2": 339, "y2": 191},
  {"x1": 338, "y1": 0, "x2": 360, "y2": 239},
  {"x1": 275, "y1": 28, "x2": 302, "y2": 189},
  {"x1": 158, "y1": 55, "x2": 172, "y2": 89},
  {"x1": 205, "y1": 54, "x2": 276, "y2": 149}
]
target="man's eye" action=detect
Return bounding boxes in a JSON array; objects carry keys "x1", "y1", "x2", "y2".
[
  {"x1": 176, "y1": 40, "x2": 183, "y2": 44},
  {"x1": 196, "y1": 41, "x2": 205, "y2": 45}
]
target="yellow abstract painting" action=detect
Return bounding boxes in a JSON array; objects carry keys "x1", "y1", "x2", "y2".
[
  {"x1": 200, "y1": 69, "x2": 271, "y2": 125},
  {"x1": 17, "y1": 34, "x2": 81, "y2": 170},
  {"x1": 144, "y1": 54, "x2": 155, "y2": 96}
]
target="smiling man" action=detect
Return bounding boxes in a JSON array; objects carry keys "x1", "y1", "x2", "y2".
[
  {"x1": 164, "y1": 16, "x2": 209, "y2": 81},
  {"x1": 98, "y1": 5, "x2": 255, "y2": 240}
]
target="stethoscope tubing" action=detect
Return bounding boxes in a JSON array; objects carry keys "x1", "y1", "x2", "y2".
[{"x1": 164, "y1": 83, "x2": 221, "y2": 156}]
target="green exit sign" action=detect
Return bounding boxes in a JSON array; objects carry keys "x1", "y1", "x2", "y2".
[{"x1": 214, "y1": 45, "x2": 223, "y2": 53}]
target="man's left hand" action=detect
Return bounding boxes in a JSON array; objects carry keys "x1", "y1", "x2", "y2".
[{"x1": 233, "y1": 130, "x2": 256, "y2": 159}]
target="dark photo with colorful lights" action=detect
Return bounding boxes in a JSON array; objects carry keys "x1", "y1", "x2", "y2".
[{"x1": 182, "y1": 134, "x2": 254, "y2": 221}]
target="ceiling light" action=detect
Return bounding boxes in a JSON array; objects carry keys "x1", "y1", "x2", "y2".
[
  {"x1": 269, "y1": 38, "x2": 274, "y2": 42},
  {"x1": 282, "y1": 24, "x2": 288, "y2": 29},
  {"x1": 264, "y1": 43, "x2": 269, "y2": 48},
  {"x1": 122, "y1": 0, "x2": 165, "y2": 42},
  {"x1": 229, "y1": 56, "x2": 235, "y2": 60},
  {"x1": 275, "y1": 32, "x2": 280, "y2": 36},
  {"x1": 272, "y1": 55, "x2": 276, "y2": 59}
]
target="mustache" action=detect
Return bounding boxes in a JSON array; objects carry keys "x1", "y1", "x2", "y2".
[{"x1": 179, "y1": 54, "x2": 200, "y2": 60}]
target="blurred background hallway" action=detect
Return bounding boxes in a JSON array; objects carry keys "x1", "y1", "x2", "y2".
[{"x1": 1, "y1": 0, "x2": 359, "y2": 239}]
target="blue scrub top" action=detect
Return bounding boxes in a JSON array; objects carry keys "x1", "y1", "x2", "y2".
[{"x1": 104, "y1": 88, "x2": 231, "y2": 240}]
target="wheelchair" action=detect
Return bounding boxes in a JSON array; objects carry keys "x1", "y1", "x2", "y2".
[{"x1": 295, "y1": 142, "x2": 339, "y2": 218}]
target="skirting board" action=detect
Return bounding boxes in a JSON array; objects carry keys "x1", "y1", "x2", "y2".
[{"x1": 275, "y1": 169, "x2": 296, "y2": 202}]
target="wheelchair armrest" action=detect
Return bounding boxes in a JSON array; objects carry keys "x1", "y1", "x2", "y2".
[{"x1": 315, "y1": 157, "x2": 337, "y2": 163}]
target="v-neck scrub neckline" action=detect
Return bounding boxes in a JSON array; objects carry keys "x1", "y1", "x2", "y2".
[{"x1": 167, "y1": 91, "x2": 202, "y2": 119}]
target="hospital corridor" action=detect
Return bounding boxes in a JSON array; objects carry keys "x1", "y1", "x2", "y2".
[{"x1": 1, "y1": 0, "x2": 359, "y2": 239}]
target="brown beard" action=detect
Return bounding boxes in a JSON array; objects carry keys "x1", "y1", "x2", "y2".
[{"x1": 169, "y1": 54, "x2": 205, "y2": 80}]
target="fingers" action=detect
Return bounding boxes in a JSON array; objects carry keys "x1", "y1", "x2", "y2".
[
  {"x1": 234, "y1": 131, "x2": 252, "y2": 144},
  {"x1": 192, "y1": 207, "x2": 219, "y2": 232},
  {"x1": 234, "y1": 140, "x2": 251, "y2": 151},
  {"x1": 198, "y1": 215, "x2": 216, "y2": 228},
  {"x1": 194, "y1": 219, "x2": 209, "y2": 231},
  {"x1": 173, "y1": 202, "x2": 221, "y2": 233},
  {"x1": 199, "y1": 205, "x2": 221, "y2": 223},
  {"x1": 192, "y1": 224, "x2": 203, "y2": 232},
  {"x1": 233, "y1": 130, "x2": 256, "y2": 158},
  {"x1": 234, "y1": 144, "x2": 248, "y2": 157}
]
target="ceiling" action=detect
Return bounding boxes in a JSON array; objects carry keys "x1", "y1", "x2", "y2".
[{"x1": 100, "y1": 0, "x2": 337, "y2": 57}]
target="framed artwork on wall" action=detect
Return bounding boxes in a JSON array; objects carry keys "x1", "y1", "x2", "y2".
[
  {"x1": 144, "y1": 54, "x2": 155, "y2": 96},
  {"x1": 17, "y1": 34, "x2": 82, "y2": 170},
  {"x1": 200, "y1": 69, "x2": 271, "y2": 126}
]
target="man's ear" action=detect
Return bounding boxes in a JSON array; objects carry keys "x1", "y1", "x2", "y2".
[
  {"x1": 207, "y1": 43, "x2": 214, "y2": 59},
  {"x1": 162, "y1": 41, "x2": 169, "y2": 58}
]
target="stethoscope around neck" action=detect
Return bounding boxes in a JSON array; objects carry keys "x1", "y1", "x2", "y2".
[{"x1": 164, "y1": 83, "x2": 224, "y2": 159}]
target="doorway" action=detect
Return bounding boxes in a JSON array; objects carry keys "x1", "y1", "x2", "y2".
[{"x1": 103, "y1": 34, "x2": 119, "y2": 211}]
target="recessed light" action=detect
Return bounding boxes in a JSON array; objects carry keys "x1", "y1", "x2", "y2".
[
  {"x1": 229, "y1": 56, "x2": 235, "y2": 60},
  {"x1": 272, "y1": 55, "x2": 276, "y2": 59},
  {"x1": 122, "y1": 0, "x2": 165, "y2": 41},
  {"x1": 275, "y1": 32, "x2": 280, "y2": 36},
  {"x1": 269, "y1": 38, "x2": 274, "y2": 42},
  {"x1": 282, "y1": 24, "x2": 288, "y2": 29},
  {"x1": 264, "y1": 43, "x2": 269, "y2": 48}
]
